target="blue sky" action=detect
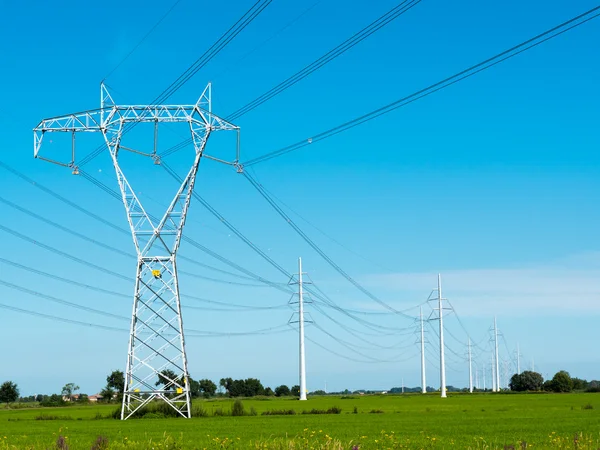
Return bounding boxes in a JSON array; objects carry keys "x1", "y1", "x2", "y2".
[{"x1": 1, "y1": 0, "x2": 599, "y2": 396}]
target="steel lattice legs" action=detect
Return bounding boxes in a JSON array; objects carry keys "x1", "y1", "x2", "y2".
[{"x1": 121, "y1": 257, "x2": 191, "y2": 420}]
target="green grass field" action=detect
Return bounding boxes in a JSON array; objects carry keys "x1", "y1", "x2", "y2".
[{"x1": 1, "y1": 393, "x2": 599, "y2": 449}]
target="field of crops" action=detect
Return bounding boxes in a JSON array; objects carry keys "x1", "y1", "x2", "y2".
[{"x1": 1, "y1": 392, "x2": 599, "y2": 449}]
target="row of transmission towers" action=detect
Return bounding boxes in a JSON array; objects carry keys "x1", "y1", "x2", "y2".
[{"x1": 32, "y1": 85, "x2": 524, "y2": 419}]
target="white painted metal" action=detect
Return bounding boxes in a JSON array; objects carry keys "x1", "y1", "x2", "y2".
[
  {"x1": 438, "y1": 274, "x2": 447, "y2": 398},
  {"x1": 468, "y1": 338, "x2": 473, "y2": 393},
  {"x1": 298, "y1": 257, "x2": 307, "y2": 401},
  {"x1": 494, "y1": 316, "x2": 500, "y2": 392},
  {"x1": 420, "y1": 306, "x2": 426, "y2": 394},
  {"x1": 33, "y1": 83, "x2": 238, "y2": 420},
  {"x1": 288, "y1": 257, "x2": 310, "y2": 400}
]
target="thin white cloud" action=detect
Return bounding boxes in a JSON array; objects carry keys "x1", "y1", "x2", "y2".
[{"x1": 360, "y1": 252, "x2": 600, "y2": 317}]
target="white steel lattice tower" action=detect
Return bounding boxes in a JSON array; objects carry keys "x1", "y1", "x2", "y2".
[{"x1": 33, "y1": 83, "x2": 239, "y2": 419}]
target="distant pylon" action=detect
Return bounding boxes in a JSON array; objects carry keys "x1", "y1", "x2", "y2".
[
  {"x1": 420, "y1": 307, "x2": 426, "y2": 394},
  {"x1": 428, "y1": 274, "x2": 448, "y2": 398},
  {"x1": 468, "y1": 338, "x2": 473, "y2": 393},
  {"x1": 288, "y1": 257, "x2": 311, "y2": 400}
]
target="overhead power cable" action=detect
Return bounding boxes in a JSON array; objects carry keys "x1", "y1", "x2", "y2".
[
  {"x1": 226, "y1": 0, "x2": 421, "y2": 122},
  {"x1": 0, "y1": 161, "x2": 284, "y2": 286},
  {"x1": 0, "y1": 257, "x2": 286, "y2": 312},
  {"x1": 159, "y1": 0, "x2": 422, "y2": 158},
  {"x1": 0, "y1": 278, "x2": 129, "y2": 322},
  {"x1": 103, "y1": 0, "x2": 184, "y2": 81},
  {"x1": 78, "y1": 0, "x2": 273, "y2": 168},
  {"x1": 0, "y1": 300, "x2": 293, "y2": 338},
  {"x1": 0, "y1": 302, "x2": 127, "y2": 333},
  {"x1": 160, "y1": 162, "x2": 417, "y2": 332},
  {"x1": 243, "y1": 170, "x2": 416, "y2": 317},
  {"x1": 0, "y1": 223, "x2": 131, "y2": 282},
  {"x1": 242, "y1": 5, "x2": 600, "y2": 167}
]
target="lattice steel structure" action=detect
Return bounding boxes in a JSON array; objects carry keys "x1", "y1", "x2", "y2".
[{"x1": 33, "y1": 84, "x2": 238, "y2": 419}]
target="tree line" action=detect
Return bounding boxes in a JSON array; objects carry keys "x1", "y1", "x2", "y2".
[
  {"x1": 2, "y1": 369, "x2": 598, "y2": 405},
  {"x1": 509, "y1": 370, "x2": 599, "y2": 393}
]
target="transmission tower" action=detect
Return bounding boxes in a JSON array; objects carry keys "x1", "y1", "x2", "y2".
[
  {"x1": 33, "y1": 83, "x2": 239, "y2": 419},
  {"x1": 288, "y1": 257, "x2": 311, "y2": 401},
  {"x1": 428, "y1": 274, "x2": 450, "y2": 398},
  {"x1": 468, "y1": 338, "x2": 473, "y2": 393},
  {"x1": 419, "y1": 306, "x2": 426, "y2": 394}
]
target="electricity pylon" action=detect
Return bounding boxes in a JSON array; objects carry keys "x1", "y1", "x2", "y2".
[
  {"x1": 419, "y1": 307, "x2": 426, "y2": 394},
  {"x1": 288, "y1": 257, "x2": 311, "y2": 400},
  {"x1": 33, "y1": 83, "x2": 238, "y2": 419},
  {"x1": 428, "y1": 274, "x2": 451, "y2": 398}
]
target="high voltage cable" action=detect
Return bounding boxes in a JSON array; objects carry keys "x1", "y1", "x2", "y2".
[
  {"x1": 79, "y1": 167, "x2": 293, "y2": 290},
  {"x1": 209, "y1": 1, "x2": 323, "y2": 82},
  {"x1": 0, "y1": 302, "x2": 128, "y2": 333},
  {"x1": 0, "y1": 300, "x2": 293, "y2": 337},
  {"x1": 159, "y1": 0, "x2": 422, "y2": 158},
  {"x1": 163, "y1": 161, "x2": 425, "y2": 332},
  {"x1": 0, "y1": 195, "x2": 132, "y2": 258},
  {"x1": 0, "y1": 257, "x2": 129, "y2": 300},
  {"x1": 0, "y1": 278, "x2": 129, "y2": 322},
  {"x1": 78, "y1": 0, "x2": 272, "y2": 168},
  {"x1": 242, "y1": 5, "x2": 600, "y2": 167},
  {"x1": 446, "y1": 298, "x2": 488, "y2": 352},
  {"x1": 244, "y1": 167, "x2": 395, "y2": 273},
  {"x1": 226, "y1": 0, "x2": 422, "y2": 122},
  {"x1": 311, "y1": 309, "x2": 418, "y2": 351},
  {"x1": 0, "y1": 223, "x2": 131, "y2": 282},
  {"x1": 0, "y1": 161, "x2": 283, "y2": 286},
  {"x1": 0, "y1": 160, "x2": 127, "y2": 236},
  {"x1": 102, "y1": 0, "x2": 184, "y2": 81},
  {"x1": 312, "y1": 303, "x2": 413, "y2": 349},
  {"x1": 0, "y1": 257, "x2": 286, "y2": 312},
  {"x1": 0, "y1": 194, "x2": 265, "y2": 288},
  {"x1": 243, "y1": 170, "x2": 416, "y2": 317}
]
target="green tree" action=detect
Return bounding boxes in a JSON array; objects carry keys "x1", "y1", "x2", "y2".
[
  {"x1": 550, "y1": 370, "x2": 574, "y2": 393},
  {"x1": 0, "y1": 381, "x2": 19, "y2": 404},
  {"x1": 198, "y1": 379, "x2": 217, "y2": 398},
  {"x1": 572, "y1": 377, "x2": 588, "y2": 391},
  {"x1": 509, "y1": 371, "x2": 544, "y2": 391},
  {"x1": 264, "y1": 387, "x2": 274, "y2": 396},
  {"x1": 105, "y1": 370, "x2": 125, "y2": 402},
  {"x1": 99, "y1": 386, "x2": 115, "y2": 403},
  {"x1": 61, "y1": 383, "x2": 79, "y2": 401},
  {"x1": 106, "y1": 370, "x2": 125, "y2": 392},
  {"x1": 274, "y1": 385, "x2": 290, "y2": 397},
  {"x1": 291, "y1": 385, "x2": 300, "y2": 397},
  {"x1": 156, "y1": 369, "x2": 179, "y2": 391},
  {"x1": 188, "y1": 378, "x2": 201, "y2": 398},
  {"x1": 243, "y1": 378, "x2": 265, "y2": 397}
]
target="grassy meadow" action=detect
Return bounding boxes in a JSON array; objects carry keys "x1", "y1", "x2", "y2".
[{"x1": 1, "y1": 392, "x2": 599, "y2": 449}]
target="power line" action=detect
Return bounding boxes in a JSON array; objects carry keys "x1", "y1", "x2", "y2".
[
  {"x1": 0, "y1": 161, "x2": 285, "y2": 287},
  {"x1": 160, "y1": 0, "x2": 422, "y2": 158},
  {"x1": 0, "y1": 223, "x2": 131, "y2": 282},
  {"x1": 79, "y1": 160, "x2": 423, "y2": 334},
  {"x1": 226, "y1": 0, "x2": 422, "y2": 122},
  {"x1": 0, "y1": 302, "x2": 127, "y2": 333},
  {"x1": 243, "y1": 170, "x2": 416, "y2": 317},
  {"x1": 102, "y1": 0, "x2": 184, "y2": 81},
  {"x1": 242, "y1": 5, "x2": 600, "y2": 167},
  {"x1": 78, "y1": 0, "x2": 273, "y2": 168},
  {"x1": 0, "y1": 256, "x2": 287, "y2": 312},
  {"x1": 0, "y1": 278, "x2": 129, "y2": 322}
]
